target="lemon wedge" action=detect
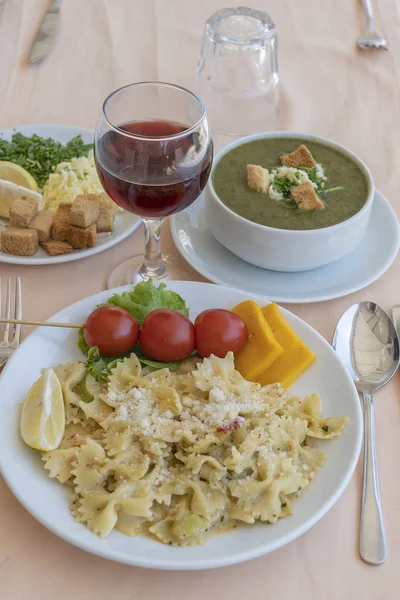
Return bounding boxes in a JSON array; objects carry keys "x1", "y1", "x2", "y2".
[
  {"x1": 20, "y1": 369, "x2": 65, "y2": 451},
  {"x1": 0, "y1": 179, "x2": 43, "y2": 219},
  {"x1": 0, "y1": 161, "x2": 39, "y2": 191}
]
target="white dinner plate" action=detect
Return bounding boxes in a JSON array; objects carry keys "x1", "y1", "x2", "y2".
[
  {"x1": 0, "y1": 281, "x2": 362, "y2": 570},
  {"x1": 0, "y1": 124, "x2": 140, "y2": 265},
  {"x1": 171, "y1": 190, "x2": 399, "y2": 303}
]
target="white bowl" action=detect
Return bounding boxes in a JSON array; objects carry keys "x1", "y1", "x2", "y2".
[{"x1": 205, "y1": 132, "x2": 374, "y2": 272}]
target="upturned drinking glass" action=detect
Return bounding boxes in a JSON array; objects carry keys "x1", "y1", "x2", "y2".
[{"x1": 197, "y1": 6, "x2": 279, "y2": 137}]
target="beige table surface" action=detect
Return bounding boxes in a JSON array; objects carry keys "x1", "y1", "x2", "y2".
[{"x1": 1, "y1": 0, "x2": 400, "y2": 598}]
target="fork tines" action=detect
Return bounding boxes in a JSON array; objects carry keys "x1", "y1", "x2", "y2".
[{"x1": 0, "y1": 276, "x2": 22, "y2": 347}]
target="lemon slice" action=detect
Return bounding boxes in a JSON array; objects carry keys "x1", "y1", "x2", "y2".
[
  {"x1": 0, "y1": 179, "x2": 43, "y2": 219},
  {"x1": 0, "y1": 161, "x2": 39, "y2": 191},
  {"x1": 20, "y1": 368, "x2": 65, "y2": 451}
]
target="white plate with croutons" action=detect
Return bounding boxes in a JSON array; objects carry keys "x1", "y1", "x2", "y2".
[{"x1": 0, "y1": 124, "x2": 140, "y2": 265}]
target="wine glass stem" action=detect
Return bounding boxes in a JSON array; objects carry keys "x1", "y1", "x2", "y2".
[{"x1": 139, "y1": 218, "x2": 166, "y2": 279}]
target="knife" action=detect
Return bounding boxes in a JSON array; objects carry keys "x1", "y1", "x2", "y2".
[
  {"x1": 392, "y1": 305, "x2": 400, "y2": 335},
  {"x1": 28, "y1": 0, "x2": 62, "y2": 64}
]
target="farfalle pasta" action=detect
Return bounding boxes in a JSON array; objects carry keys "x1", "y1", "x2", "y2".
[{"x1": 41, "y1": 352, "x2": 347, "y2": 546}]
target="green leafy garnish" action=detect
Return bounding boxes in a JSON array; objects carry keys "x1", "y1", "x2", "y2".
[
  {"x1": 0, "y1": 132, "x2": 93, "y2": 187},
  {"x1": 86, "y1": 347, "x2": 126, "y2": 381},
  {"x1": 318, "y1": 186, "x2": 344, "y2": 198},
  {"x1": 78, "y1": 281, "x2": 191, "y2": 381},
  {"x1": 105, "y1": 280, "x2": 189, "y2": 325},
  {"x1": 138, "y1": 357, "x2": 186, "y2": 372},
  {"x1": 271, "y1": 177, "x2": 296, "y2": 198},
  {"x1": 296, "y1": 165, "x2": 325, "y2": 190},
  {"x1": 78, "y1": 327, "x2": 90, "y2": 354}
]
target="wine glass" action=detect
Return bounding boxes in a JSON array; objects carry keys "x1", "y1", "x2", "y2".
[{"x1": 95, "y1": 81, "x2": 213, "y2": 288}]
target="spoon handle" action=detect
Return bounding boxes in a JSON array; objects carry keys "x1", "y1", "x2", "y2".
[{"x1": 360, "y1": 392, "x2": 387, "y2": 565}]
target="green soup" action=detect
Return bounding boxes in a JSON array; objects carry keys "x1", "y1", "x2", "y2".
[{"x1": 213, "y1": 138, "x2": 369, "y2": 230}]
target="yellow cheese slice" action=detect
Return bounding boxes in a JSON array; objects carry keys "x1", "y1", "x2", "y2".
[
  {"x1": 231, "y1": 300, "x2": 284, "y2": 381},
  {"x1": 257, "y1": 303, "x2": 316, "y2": 388}
]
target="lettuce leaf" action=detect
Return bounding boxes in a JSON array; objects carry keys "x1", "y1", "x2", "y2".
[
  {"x1": 78, "y1": 327, "x2": 90, "y2": 354},
  {"x1": 105, "y1": 280, "x2": 189, "y2": 325},
  {"x1": 78, "y1": 281, "x2": 191, "y2": 380},
  {"x1": 86, "y1": 347, "x2": 127, "y2": 381}
]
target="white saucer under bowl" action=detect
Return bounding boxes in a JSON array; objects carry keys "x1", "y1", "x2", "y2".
[{"x1": 171, "y1": 190, "x2": 399, "y2": 304}]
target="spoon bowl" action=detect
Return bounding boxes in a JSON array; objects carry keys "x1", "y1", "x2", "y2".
[
  {"x1": 332, "y1": 301, "x2": 399, "y2": 566},
  {"x1": 332, "y1": 302, "x2": 399, "y2": 392}
]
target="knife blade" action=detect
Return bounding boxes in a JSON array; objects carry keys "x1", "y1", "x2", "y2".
[
  {"x1": 392, "y1": 305, "x2": 400, "y2": 335},
  {"x1": 28, "y1": 0, "x2": 62, "y2": 64}
]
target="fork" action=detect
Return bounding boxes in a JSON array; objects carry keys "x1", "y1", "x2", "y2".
[
  {"x1": 0, "y1": 277, "x2": 22, "y2": 370},
  {"x1": 357, "y1": 0, "x2": 388, "y2": 50}
]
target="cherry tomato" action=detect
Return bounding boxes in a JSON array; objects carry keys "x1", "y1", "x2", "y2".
[
  {"x1": 140, "y1": 309, "x2": 195, "y2": 362},
  {"x1": 194, "y1": 309, "x2": 248, "y2": 358},
  {"x1": 84, "y1": 306, "x2": 140, "y2": 356}
]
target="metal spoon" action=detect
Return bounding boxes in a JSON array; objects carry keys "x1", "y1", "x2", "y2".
[{"x1": 332, "y1": 302, "x2": 399, "y2": 565}]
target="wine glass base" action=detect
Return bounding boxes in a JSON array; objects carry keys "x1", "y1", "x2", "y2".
[{"x1": 107, "y1": 254, "x2": 186, "y2": 289}]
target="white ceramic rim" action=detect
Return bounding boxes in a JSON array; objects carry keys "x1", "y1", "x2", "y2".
[
  {"x1": 0, "y1": 124, "x2": 141, "y2": 265},
  {"x1": 0, "y1": 281, "x2": 362, "y2": 570},
  {"x1": 208, "y1": 131, "x2": 375, "y2": 234}
]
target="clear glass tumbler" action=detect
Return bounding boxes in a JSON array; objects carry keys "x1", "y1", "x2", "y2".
[{"x1": 197, "y1": 6, "x2": 279, "y2": 137}]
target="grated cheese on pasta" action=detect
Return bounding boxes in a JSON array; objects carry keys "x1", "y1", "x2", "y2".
[{"x1": 38, "y1": 353, "x2": 348, "y2": 547}]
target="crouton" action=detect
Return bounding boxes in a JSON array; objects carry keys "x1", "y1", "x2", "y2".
[
  {"x1": 29, "y1": 210, "x2": 53, "y2": 242},
  {"x1": 247, "y1": 164, "x2": 270, "y2": 193},
  {"x1": 281, "y1": 145, "x2": 316, "y2": 168},
  {"x1": 52, "y1": 203, "x2": 72, "y2": 241},
  {"x1": 67, "y1": 223, "x2": 97, "y2": 249},
  {"x1": 40, "y1": 240, "x2": 73, "y2": 256},
  {"x1": 291, "y1": 182, "x2": 324, "y2": 211},
  {"x1": 96, "y1": 209, "x2": 114, "y2": 233},
  {"x1": 69, "y1": 194, "x2": 100, "y2": 228},
  {"x1": 1, "y1": 227, "x2": 38, "y2": 256},
  {"x1": 95, "y1": 195, "x2": 115, "y2": 233},
  {"x1": 9, "y1": 197, "x2": 38, "y2": 228},
  {"x1": 99, "y1": 193, "x2": 118, "y2": 213}
]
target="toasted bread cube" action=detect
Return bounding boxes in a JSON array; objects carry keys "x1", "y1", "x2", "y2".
[
  {"x1": 97, "y1": 193, "x2": 117, "y2": 232},
  {"x1": 291, "y1": 182, "x2": 324, "y2": 211},
  {"x1": 40, "y1": 240, "x2": 73, "y2": 256},
  {"x1": 67, "y1": 223, "x2": 97, "y2": 249},
  {"x1": 96, "y1": 210, "x2": 114, "y2": 233},
  {"x1": 9, "y1": 197, "x2": 38, "y2": 228},
  {"x1": 69, "y1": 194, "x2": 100, "y2": 228},
  {"x1": 1, "y1": 227, "x2": 38, "y2": 256},
  {"x1": 28, "y1": 210, "x2": 53, "y2": 242},
  {"x1": 281, "y1": 145, "x2": 316, "y2": 168},
  {"x1": 52, "y1": 203, "x2": 72, "y2": 241},
  {"x1": 99, "y1": 193, "x2": 118, "y2": 212},
  {"x1": 247, "y1": 164, "x2": 270, "y2": 193}
]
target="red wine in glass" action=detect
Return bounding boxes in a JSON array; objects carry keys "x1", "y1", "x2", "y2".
[{"x1": 96, "y1": 120, "x2": 213, "y2": 218}]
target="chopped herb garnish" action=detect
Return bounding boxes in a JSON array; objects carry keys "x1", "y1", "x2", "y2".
[
  {"x1": 0, "y1": 132, "x2": 93, "y2": 187},
  {"x1": 318, "y1": 186, "x2": 345, "y2": 198}
]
